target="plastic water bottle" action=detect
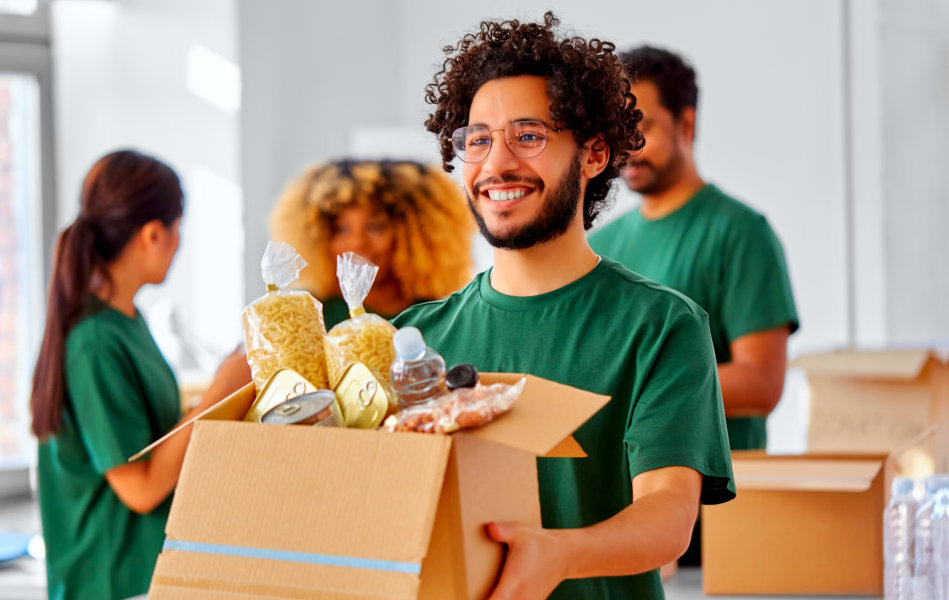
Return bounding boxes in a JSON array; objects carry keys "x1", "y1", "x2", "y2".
[
  {"x1": 885, "y1": 477, "x2": 917, "y2": 600},
  {"x1": 915, "y1": 475, "x2": 949, "y2": 600},
  {"x1": 389, "y1": 327, "x2": 446, "y2": 408}
]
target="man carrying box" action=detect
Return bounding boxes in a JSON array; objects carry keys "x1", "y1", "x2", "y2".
[{"x1": 392, "y1": 12, "x2": 735, "y2": 600}]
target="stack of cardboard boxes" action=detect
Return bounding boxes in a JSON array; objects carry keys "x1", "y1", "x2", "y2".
[{"x1": 702, "y1": 348, "x2": 949, "y2": 595}]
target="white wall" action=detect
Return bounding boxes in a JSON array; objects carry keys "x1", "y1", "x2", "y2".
[
  {"x1": 51, "y1": 0, "x2": 244, "y2": 380},
  {"x1": 879, "y1": 0, "x2": 949, "y2": 346}
]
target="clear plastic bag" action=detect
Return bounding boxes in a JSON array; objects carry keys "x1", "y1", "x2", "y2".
[
  {"x1": 382, "y1": 377, "x2": 525, "y2": 433},
  {"x1": 324, "y1": 252, "x2": 397, "y2": 389},
  {"x1": 242, "y1": 242, "x2": 329, "y2": 391}
]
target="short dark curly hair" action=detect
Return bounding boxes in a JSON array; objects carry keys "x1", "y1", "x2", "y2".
[
  {"x1": 424, "y1": 11, "x2": 644, "y2": 229},
  {"x1": 620, "y1": 45, "x2": 699, "y2": 119}
]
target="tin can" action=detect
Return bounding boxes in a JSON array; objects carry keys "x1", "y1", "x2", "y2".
[
  {"x1": 333, "y1": 361, "x2": 395, "y2": 429},
  {"x1": 244, "y1": 368, "x2": 318, "y2": 423},
  {"x1": 260, "y1": 390, "x2": 342, "y2": 427}
]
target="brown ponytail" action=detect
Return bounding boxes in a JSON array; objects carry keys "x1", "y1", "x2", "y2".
[{"x1": 30, "y1": 150, "x2": 183, "y2": 438}]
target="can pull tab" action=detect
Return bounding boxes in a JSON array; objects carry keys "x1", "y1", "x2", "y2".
[
  {"x1": 275, "y1": 403, "x2": 301, "y2": 417},
  {"x1": 357, "y1": 379, "x2": 378, "y2": 407},
  {"x1": 285, "y1": 381, "x2": 308, "y2": 401}
]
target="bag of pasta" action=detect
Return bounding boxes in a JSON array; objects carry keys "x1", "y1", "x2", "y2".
[
  {"x1": 324, "y1": 252, "x2": 397, "y2": 389},
  {"x1": 242, "y1": 242, "x2": 329, "y2": 391}
]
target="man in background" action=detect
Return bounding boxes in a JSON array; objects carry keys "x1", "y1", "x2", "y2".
[
  {"x1": 589, "y1": 46, "x2": 798, "y2": 567},
  {"x1": 591, "y1": 45, "x2": 799, "y2": 453}
]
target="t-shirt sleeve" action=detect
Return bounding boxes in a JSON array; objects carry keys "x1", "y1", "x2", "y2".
[
  {"x1": 624, "y1": 308, "x2": 736, "y2": 505},
  {"x1": 65, "y1": 334, "x2": 156, "y2": 474},
  {"x1": 720, "y1": 216, "x2": 799, "y2": 341}
]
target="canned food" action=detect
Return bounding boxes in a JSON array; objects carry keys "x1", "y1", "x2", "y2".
[
  {"x1": 260, "y1": 390, "x2": 342, "y2": 427},
  {"x1": 244, "y1": 368, "x2": 318, "y2": 423},
  {"x1": 333, "y1": 361, "x2": 394, "y2": 429}
]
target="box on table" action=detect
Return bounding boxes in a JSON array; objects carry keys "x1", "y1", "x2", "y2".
[
  {"x1": 702, "y1": 450, "x2": 891, "y2": 596},
  {"x1": 136, "y1": 373, "x2": 609, "y2": 599},
  {"x1": 793, "y1": 348, "x2": 949, "y2": 475}
]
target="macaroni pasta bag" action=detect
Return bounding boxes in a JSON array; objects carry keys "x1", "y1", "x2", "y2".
[
  {"x1": 324, "y1": 252, "x2": 397, "y2": 389},
  {"x1": 242, "y1": 242, "x2": 329, "y2": 391}
]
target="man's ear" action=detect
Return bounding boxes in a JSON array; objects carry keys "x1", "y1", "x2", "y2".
[
  {"x1": 582, "y1": 135, "x2": 611, "y2": 179},
  {"x1": 677, "y1": 106, "x2": 697, "y2": 145}
]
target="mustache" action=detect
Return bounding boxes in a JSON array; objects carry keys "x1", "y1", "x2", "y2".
[
  {"x1": 622, "y1": 158, "x2": 653, "y2": 170},
  {"x1": 472, "y1": 174, "x2": 544, "y2": 197}
]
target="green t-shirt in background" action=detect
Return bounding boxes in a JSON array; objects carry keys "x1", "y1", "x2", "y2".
[
  {"x1": 590, "y1": 185, "x2": 799, "y2": 450},
  {"x1": 37, "y1": 298, "x2": 181, "y2": 600},
  {"x1": 393, "y1": 259, "x2": 734, "y2": 600}
]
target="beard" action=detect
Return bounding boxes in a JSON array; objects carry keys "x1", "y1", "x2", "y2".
[
  {"x1": 467, "y1": 151, "x2": 583, "y2": 250},
  {"x1": 623, "y1": 148, "x2": 687, "y2": 197}
]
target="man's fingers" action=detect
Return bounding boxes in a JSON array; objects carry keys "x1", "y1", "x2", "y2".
[{"x1": 485, "y1": 521, "x2": 515, "y2": 543}]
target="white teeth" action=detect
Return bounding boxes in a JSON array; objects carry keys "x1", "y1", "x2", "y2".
[{"x1": 487, "y1": 189, "x2": 527, "y2": 201}]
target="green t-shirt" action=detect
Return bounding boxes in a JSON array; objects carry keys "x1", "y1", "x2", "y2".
[
  {"x1": 392, "y1": 259, "x2": 734, "y2": 600},
  {"x1": 37, "y1": 298, "x2": 181, "y2": 600},
  {"x1": 590, "y1": 184, "x2": 799, "y2": 450}
]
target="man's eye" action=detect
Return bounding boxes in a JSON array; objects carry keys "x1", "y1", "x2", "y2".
[{"x1": 516, "y1": 132, "x2": 544, "y2": 143}]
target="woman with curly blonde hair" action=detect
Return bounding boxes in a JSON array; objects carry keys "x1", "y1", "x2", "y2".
[{"x1": 270, "y1": 158, "x2": 474, "y2": 328}]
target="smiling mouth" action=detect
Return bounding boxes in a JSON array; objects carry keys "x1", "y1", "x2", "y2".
[{"x1": 486, "y1": 189, "x2": 528, "y2": 201}]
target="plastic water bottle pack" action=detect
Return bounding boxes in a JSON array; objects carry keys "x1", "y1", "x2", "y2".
[
  {"x1": 888, "y1": 474, "x2": 949, "y2": 600},
  {"x1": 914, "y1": 475, "x2": 949, "y2": 600}
]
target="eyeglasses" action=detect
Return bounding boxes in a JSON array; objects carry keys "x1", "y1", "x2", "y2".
[{"x1": 451, "y1": 120, "x2": 563, "y2": 163}]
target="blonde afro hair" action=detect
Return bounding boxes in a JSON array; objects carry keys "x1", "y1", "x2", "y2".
[{"x1": 270, "y1": 159, "x2": 475, "y2": 300}]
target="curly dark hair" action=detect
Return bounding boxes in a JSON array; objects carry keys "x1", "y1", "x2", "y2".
[
  {"x1": 424, "y1": 11, "x2": 644, "y2": 229},
  {"x1": 620, "y1": 45, "x2": 699, "y2": 119}
]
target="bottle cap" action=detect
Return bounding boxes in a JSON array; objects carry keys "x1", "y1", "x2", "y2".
[
  {"x1": 393, "y1": 327, "x2": 426, "y2": 362},
  {"x1": 446, "y1": 363, "x2": 479, "y2": 390},
  {"x1": 925, "y1": 474, "x2": 949, "y2": 495},
  {"x1": 891, "y1": 476, "x2": 914, "y2": 497}
]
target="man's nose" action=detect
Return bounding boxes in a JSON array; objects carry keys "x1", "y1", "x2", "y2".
[{"x1": 481, "y1": 131, "x2": 519, "y2": 173}]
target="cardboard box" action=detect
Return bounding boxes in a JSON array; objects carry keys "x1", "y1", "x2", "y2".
[
  {"x1": 138, "y1": 373, "x2": 609, "y2": 599},
  {"x1": 702, "y1": 451, "x2": 891, "y2": 596},
  {"x1": 793, "y1": 348, "x2": 949, "y2": 474}
]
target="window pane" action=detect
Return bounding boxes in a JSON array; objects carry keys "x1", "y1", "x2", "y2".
[
  {"x1": 0, "y1": 72, "x2": 42, "y2": 469},
  {"x1": 0, "y1": 0, "x2": 37, "y2": 16}
]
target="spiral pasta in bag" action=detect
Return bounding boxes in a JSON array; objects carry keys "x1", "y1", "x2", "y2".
[
  {"x1": 324, "y1": 252, "x2": 397, "y2": 390},
  {"x1": 242, "y1": 242, "x2": 329, "y2": 391}
]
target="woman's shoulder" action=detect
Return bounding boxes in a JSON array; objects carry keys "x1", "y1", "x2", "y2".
[{"x1": 65, "y1": 305, "x2": 138, "y2": 358}]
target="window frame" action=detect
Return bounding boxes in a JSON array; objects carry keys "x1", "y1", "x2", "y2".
[{"x1": 0, "y1": 1, "x2": 55, "y2": 498}]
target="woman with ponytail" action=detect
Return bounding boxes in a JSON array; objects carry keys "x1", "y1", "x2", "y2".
[{"x1": 30, "y1": 149, "x2": 250, "y2": 600}]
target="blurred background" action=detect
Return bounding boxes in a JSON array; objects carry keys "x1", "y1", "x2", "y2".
[{"x1": 0, "y1": 0, "x2": 946, "y2": 592}]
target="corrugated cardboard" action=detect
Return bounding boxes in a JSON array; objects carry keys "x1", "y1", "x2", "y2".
[
  {"x1": 793, "y1": 348, "x2": 949, "y2": 475},
  {"x1": 142, "y1": 373, "x2": 609, "y2": 599},
  {"x1": 702, "y1": 451, "x2": 891, "y2": 596}
]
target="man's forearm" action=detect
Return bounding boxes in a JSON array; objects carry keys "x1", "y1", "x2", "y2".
[
  {"x1": 719, "y1": 327, "x2": 791, "y2": 417},
  {"x1": 718, "y1": 361, "x2": 783, "y2": 417},
  {"x1": 555, "y1": 483, "x2": 697, "y2": 579}
]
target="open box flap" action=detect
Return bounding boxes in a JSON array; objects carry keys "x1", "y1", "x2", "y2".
[
  {"x1": 792, "y1": 349, "x2": 934, "y2": 380},
  {"x1": 161, "y1": 421, "x2": 451, "y2": 586},
  {"x1": 731, "y1": 453, "x2": 885, "y2": 492},
  {"x1": 128, "y1": 382, "x2": 257, "y2": 462},
  {"x1": 468, "y1": 373, "x2": 610, "y2": 457}
]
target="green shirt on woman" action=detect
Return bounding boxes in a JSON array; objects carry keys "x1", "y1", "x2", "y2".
[{"x1": 37, "y1": 298, "x2": 180, "y2": 600}]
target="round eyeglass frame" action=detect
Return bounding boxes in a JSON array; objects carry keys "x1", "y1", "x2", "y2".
[{"x1": 451, "y1": 120, "x2": 563, "y2": 164}]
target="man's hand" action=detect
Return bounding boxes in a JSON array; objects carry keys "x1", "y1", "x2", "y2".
[{"x1": 485, "y1": 521, "x2": 568, "y2": 600}]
